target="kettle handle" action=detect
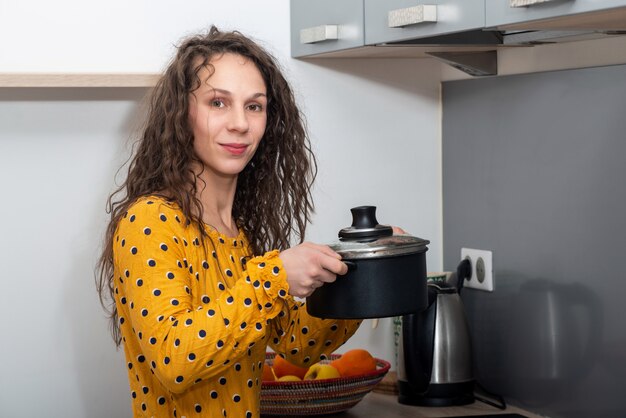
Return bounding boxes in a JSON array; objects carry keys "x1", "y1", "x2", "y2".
[{"x1": 402, "y1": 300, "x2": 437, "y2": 393}]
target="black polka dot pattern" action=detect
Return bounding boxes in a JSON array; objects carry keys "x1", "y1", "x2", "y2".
[{"x1": 112, "y1": 196, "x2": 361, "y2": 417}]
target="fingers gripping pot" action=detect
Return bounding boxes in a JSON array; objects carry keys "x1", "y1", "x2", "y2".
[{"x1": 306, "y1": 206, "x2": 430, "y2": 319}]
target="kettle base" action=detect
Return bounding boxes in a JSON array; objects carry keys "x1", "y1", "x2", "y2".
[{"x1": 398, "y1": 380, "x2": 475, "y2": 407}]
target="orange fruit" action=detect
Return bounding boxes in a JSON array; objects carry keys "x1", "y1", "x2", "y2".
[
  {"x1": 261, "y1": 362, "x2": 276, "y2": 382},
  {"x1": 272, "y1": 355, "x2": 309, "y2": 380},
  {"x1": 330, "y1": 349, "x2": 377, "y2": 377}
]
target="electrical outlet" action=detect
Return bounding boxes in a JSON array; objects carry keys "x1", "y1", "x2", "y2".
[{"x1": 461, "y1": 248, "x2": 494, "y2": 292}]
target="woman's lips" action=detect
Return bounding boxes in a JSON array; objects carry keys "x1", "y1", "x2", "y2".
[{"x1": 221, "y1": 143, "x2": 248, "y2": 155}]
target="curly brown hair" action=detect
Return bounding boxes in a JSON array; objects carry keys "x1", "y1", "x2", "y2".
[{"x1": 96, "y1": 26, "x2": 317, "y2": 345}]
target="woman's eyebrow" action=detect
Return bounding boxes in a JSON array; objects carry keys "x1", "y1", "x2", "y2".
[
  {"x1": 203, "y1": 87, "x2": 267, "y2": 99},
  {"x1": 210, "y1": 88, "x2": 231, "y2": 96}
]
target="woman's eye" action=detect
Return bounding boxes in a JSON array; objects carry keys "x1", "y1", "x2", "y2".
[
  {"x1": 211, "y1": 99, "x2": 225, "y2": 108},
  {"x1": 248, "y1": 104, "x2": 263, "y2": 112}
]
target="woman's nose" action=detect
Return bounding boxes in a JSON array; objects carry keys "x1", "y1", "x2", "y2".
[{"x1": 227, "y1": 107, "x2": 249, "y2": 132}]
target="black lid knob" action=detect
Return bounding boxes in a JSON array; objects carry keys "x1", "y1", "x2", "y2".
[
  {"x1": 350, "y1": 206, "x2": 379, "y2": 229},
  {"x1": 339, "y1": 206, "x2": 393, "y2": 241}
]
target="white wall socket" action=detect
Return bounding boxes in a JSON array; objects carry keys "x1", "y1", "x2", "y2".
[{"x1": 461, "y1": 248, "x2": 494, "y2": 292}]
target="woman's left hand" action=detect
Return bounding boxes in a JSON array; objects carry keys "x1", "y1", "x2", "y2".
[
  {"x1": 392, "y1": 226, "x2": 408, "y2": 235},
  {"x1": 279, "y1": 242, "x2": 348, "y2": 298}
]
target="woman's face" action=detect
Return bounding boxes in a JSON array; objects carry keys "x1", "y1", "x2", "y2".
[{"x1": 189, "y1": 53, "x2": 267, "y2": 180}]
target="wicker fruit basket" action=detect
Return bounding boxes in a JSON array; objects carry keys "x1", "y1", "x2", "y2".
[{"x1": 260, "y1": 352, "x2": 391, "y2": 416}]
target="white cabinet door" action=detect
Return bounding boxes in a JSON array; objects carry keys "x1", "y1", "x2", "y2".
[
  {"x1": 486, "y1": 0, "x2": 626, "y2": 28},
  {"x1": 290, "y1": 0, "x2": 365, "y2": 58},
  {"x1": 364, "y1": 0, "x2": 486, "y2": 45}
]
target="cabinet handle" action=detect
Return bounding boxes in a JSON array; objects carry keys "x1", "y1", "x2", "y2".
[
  {"x1": 300, "y1": 25, "x2": 339, "y2": 44},
  {"x1": 388, "y1": 5, "x2": 437, "y2": 28},
  {"x1": 510, "y1": 0, "x2": 558, "y2": 7}
]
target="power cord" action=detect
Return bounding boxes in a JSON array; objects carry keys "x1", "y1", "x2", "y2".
[
  {"x1": 456, "y1": 258, "x2": 472, "y2": 294},
  {"x1": 456, "y1": 259, "x2": 507, "y2": 410}
]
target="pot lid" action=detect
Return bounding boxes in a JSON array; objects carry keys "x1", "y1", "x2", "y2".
[{"x1": 331, "y1": 206, "x2": 429, "y2": 259}]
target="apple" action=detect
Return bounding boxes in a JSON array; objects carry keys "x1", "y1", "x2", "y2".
[
  {"x1": 277, "y1": 375, "x2": 302, "y2": 382},
  {"x1": 304, "y1": 363, "x2": 340, "y2": 380}
]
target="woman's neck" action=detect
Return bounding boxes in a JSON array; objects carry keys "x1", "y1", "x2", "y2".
[{"x1": 195, "y1": 168, "x2": 239, "y2": 237}]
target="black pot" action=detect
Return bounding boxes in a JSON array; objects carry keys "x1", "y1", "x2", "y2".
[{"x1": 306, "y1": 206, "x2": 429, "y2": 319}]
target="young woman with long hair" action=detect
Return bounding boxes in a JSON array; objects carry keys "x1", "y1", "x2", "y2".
[{"x1": 96, "y1": 26, "x2": 361, "y2": 417}]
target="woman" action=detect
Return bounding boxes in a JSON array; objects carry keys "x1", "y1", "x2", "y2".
[{"x1": 96, "y1": 26, "x2": 361, "y2": 417}]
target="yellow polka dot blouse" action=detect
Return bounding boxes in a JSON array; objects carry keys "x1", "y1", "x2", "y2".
[{"x1": 113, "y1": 196, "x2": 361, "y2": 417}]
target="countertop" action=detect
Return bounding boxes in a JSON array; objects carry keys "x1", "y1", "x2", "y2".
[
  {"x1": 262, "y1": 372, "x2": 543, "y2": 418},
  {"x1": 331, "y1": 392, "x2": 541, "y2": 418}
]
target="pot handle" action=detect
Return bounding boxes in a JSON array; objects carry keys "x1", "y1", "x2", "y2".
[{"x1": 343, "y1": 261, "x2": 357, "y2": 272}]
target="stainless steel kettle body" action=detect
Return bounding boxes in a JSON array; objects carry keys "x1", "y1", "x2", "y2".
[{"x1": 397, "y1": 282, "x2": 475, "y2": 406}]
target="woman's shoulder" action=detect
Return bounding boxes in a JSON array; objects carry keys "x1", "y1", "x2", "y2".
[
  {"x1": 122, "y1": 195, "x2": 188, "y2": 228},
  {"x1": 128, "y1": 194, "x2": 179, "y2": 212}
]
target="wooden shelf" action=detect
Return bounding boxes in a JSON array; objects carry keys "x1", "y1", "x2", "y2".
[{"x1": 0, "y1": 73, "x2": 160, "y2": 88}]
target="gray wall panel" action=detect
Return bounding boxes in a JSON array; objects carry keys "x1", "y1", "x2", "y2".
[{"x1": 442, "y1": 65, "x2": 626, "y2": 418}]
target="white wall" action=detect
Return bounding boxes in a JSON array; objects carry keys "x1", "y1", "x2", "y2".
[
  {"x1": 0, "y1": 89, "x2": 144, "y2": 418},
  {"x1": 0, "y1": 0, "x2": 292, "y2": 72},
  {"x1": 0, "y1": 1, "x2": 443, "y2": 417}
]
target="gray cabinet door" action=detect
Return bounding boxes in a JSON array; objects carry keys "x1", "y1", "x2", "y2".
[
  {"x1": 486, "y1": 0, "x2": 626, "y2": 28},
  {"x1": 290, "y1": 0, "x2": 365, "y2": 58},
  {"x1": 364, "y1": 0, "x2": 486, "y2": 45}
]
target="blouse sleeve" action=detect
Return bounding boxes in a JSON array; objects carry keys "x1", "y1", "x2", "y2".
[
  {"x1": 114, "y1": 200, "x2": 290, "y2": 394},
  {"x1": 267, "y1": 297, "x2": 362, "y2": 367}
]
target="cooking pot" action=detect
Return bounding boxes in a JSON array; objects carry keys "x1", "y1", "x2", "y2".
[{"x1": 306, "y1": 206, "x2": 429, "y2": 319}]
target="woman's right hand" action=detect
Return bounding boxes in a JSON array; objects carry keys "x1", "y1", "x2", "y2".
[{"x1": 279, "y1": 242, "x2": 348, "y2": 298}]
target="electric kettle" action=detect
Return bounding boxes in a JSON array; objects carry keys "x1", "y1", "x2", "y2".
[{"x1": 397, "y1": 260, "x2": 475, "y2": 406}]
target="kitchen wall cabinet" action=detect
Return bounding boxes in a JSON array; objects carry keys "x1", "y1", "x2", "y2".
[
  {"x1": 290, "y1": 0, "x2": 491, "y2": 58},
  {"x1": 290, "y1": 0, "x2": 365, "y2": 58},
  {"x1": 290, "y1": 0, "x2": 626, "y2": 58},
  {"x1": 486, "y1": 0, "x2": 626, "y2": 30},
  {"x1": 364, "y1": 0, "x2": 485, "y2": 45}
]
